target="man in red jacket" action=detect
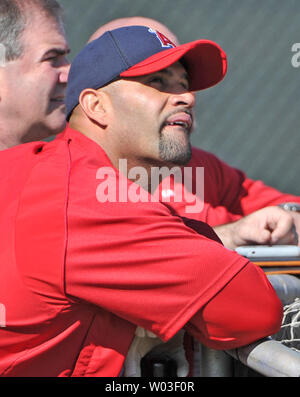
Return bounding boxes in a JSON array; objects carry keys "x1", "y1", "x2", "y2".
[
  {"x1": 0, "y1": 25, "x2": 290, "y2": 377},
  {"x1": 89, "y1": 17, "x2": 300, "y2": 238}
]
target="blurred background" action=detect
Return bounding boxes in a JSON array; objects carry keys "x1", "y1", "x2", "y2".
[{"x1": 59, "y1": 0, "x2": 300, "y2": 195}]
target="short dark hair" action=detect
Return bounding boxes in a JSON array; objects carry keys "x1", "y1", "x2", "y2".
[{"x1": 0, "y1": 0, "x2": 64, "y2": 61}]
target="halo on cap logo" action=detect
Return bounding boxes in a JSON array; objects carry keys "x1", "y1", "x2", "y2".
[{"x1": 148, "y1": 28, "x2": 176, "y2": 48}]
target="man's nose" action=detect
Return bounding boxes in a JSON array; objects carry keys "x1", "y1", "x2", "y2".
[
  {"x1": 59, "y1": 61, "x2": 70, "y2": 84},
  {"x1": 170, "y1": 90, "x2": 196, "y2": 108}
]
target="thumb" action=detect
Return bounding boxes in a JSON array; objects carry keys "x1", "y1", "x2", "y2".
[
  {"x1": 268, "y1": 215, "x2": 294, "y2": 244},
  {"x1": 256, "y1": 228, "x2": 272, "y2": 244}
]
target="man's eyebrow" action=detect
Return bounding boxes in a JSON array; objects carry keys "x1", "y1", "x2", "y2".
[
  {"x1": 43, "y1": 47, "x2": 71, "y2": 57},
  {"x1": 157, "y1": 68, "x2": 189, "y2": 83}
]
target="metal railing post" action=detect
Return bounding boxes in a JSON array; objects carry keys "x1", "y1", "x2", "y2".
[
  {"x1": 193, "y1": 341, "x2": 234, "y2": 377},
  {"x1": 227, "y1": 337, "x2": 300, "y2": 377}
]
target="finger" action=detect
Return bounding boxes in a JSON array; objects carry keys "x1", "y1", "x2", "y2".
[
  {"x1": 255, "y1": 229, "x2": 272, "y2": 244},
  {"x1": 270, "y1": 217, "x2": 295, "y2": 244},
  {"x1": 241, "y1": 227, "x2": 272, "y2": 246},
  {"x1": 272, "y1": 225, "x2": 299, "y2": 245}
]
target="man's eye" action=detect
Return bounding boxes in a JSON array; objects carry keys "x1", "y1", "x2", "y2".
[
  {"x1": 43, "y1": 54, "x2": 59, "y2": 63},
  {"x1": 181, "y1": 81, "x2": 189, "y2": 91},
  {"x1": 148, "y1": 76, "x2": 165, "y2": 87}
]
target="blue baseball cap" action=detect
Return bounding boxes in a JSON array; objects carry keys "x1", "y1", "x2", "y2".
[{"x1": 66, "y1": 25, "x2": 227, "y2": 120}]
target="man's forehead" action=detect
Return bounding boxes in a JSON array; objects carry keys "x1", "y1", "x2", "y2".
[{"x1": 21, "y1": 9, "x2": 68, "y2": 50}]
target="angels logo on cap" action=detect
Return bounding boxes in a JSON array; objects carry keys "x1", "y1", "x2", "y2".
[{"x1": 148, "y1": 28, "x2": 176, "y2": 48}]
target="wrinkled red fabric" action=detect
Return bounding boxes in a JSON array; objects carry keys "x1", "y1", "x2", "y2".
[{"x1": 0, "y1": 126, "x2": 282, "y2": 376}]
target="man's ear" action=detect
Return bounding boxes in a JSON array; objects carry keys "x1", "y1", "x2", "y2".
[{"x1": 79, "y1": 88, "x2": 109, "y2": 126}]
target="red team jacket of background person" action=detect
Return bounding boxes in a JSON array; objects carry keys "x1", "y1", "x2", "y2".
[
  {"x1": 0, "y1": 126, "x2": 290, "y2": 377},
  {"x1": 157, "y1": 146, "x2": 300, "y2": 225}
]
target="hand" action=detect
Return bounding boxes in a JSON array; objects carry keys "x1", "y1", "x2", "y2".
[
  {"x1": 214, "y1": 206, "x2": 298, "y2": 249},
  {"x1": 288, "y1": 211, "x2": 300, "y2": 246},
  {"x1": 124, "y1": 327, "x2": 189, "y2": 377}
]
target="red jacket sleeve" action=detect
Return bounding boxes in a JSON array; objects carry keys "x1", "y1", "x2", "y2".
[
  {"x1": 162, "y1": 147, "x2": 300, "y2": 226},
  {"x1": 185, "y1": 263, "x2": 282, "y2": 350}
]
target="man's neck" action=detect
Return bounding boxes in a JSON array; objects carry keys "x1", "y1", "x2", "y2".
[
  {"x1": 0, "y1": 135, "x2": 20, "y2": 151},
  {"x1": 0, "y1": 118, "x2": 27, "y2": 150},
  {"x1": 0, "y1": 120, "x2": 58, "y2": 150}
]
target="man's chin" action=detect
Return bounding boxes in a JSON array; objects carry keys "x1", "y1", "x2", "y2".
[
  {"x1": 38, "y1": 118, "x2": 67, "y2": 140},
  {"x1": 159, "y1": 138, "x2": 192, "y2": 166},
  {"x1": 46, "y1": 105, "x2": 67, "y2": 131},
  {"x1": 49, "y1": 118, "x2": 67, "y2": 135}
]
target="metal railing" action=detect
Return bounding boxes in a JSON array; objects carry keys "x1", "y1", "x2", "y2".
[
  {"x1": 228, "y1": 337, "x2": 300, "y2": 377},
  {"x1": 193, "y1": 338, "x2": 300, "y2": 377},
  {"x1": 193, "y1": 274, "x2": 300, "y2": 377}
]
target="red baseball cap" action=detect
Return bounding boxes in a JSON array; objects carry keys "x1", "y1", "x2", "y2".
[
  {"x1": 121, "y1": 32, "x2": 227, "y2": 92},
  {"x1": 66, "y1": 26, "x2": 227, "y2": 119}
]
